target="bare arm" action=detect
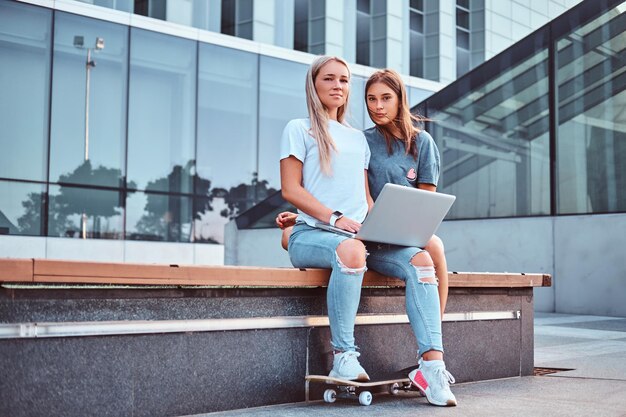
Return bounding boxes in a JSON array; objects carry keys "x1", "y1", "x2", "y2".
[
  {"x1": 280, "y1": 156, "x2": 362, "y2": 232},
  {"x1": 364, "y1": 170, "x2": 374, "y2": 212},
  {"x1": 417, "y1": 183, "x2": 436, "y2": 192}
]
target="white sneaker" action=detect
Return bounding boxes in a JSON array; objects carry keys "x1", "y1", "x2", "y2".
[
  {"x1": 328, "y1": 351, "x2": 370, "y2": 381},
  {"x1": 408, "y1": 359, "x2": 457, "y2": 406}
]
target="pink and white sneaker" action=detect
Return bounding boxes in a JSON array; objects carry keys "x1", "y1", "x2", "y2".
[{"x1": 408, "y1": 359, "x2": 457, "y2": 406}]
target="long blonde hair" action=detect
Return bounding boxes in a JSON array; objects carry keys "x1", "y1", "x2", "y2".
[
  {"x1": 365, "y1": 69, "x2": 426, "y2": 160},
  {"x1": 305, "y1": 55, "x2": 351, "y2": 175}
]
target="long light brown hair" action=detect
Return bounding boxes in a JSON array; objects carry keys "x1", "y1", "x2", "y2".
[
  {"x1": 365, "y1": 69, "x2": 425, "y2": 160},
  {"x1": 305, "y1": 55, "x2": 351, "y2": 175}
]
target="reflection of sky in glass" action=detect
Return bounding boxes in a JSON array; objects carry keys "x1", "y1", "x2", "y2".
[
  {"x1": 126, "y1": 192, "x2": 147, "y2": 238},
  {"x1": 428, "y1": 45, "x2": 550, "y2": 218},
  {"x1": 193, "y1": 196, "x2": 231, "y2": 244},
  {"x1": 0, "y1": 3, "x2": 51, "y2": 182},
  {"x1": 258, "y1": 56, "x2": 308, "y2": 189},
  {"x1": 127, "y1": 28, "x2": 196, "y2": 193},
  {"x1": 556, "y1": 7, "x2": 626, "y2": 215},
  {"x1": 49, "y1": 12, "x2": 128, "y2": 187},
  {"x1": 0, "y1": 180, "x2": 45, "y2": 235},
  {"x1": 196, "y1": 44, "x2": 258, "y2": 191}
]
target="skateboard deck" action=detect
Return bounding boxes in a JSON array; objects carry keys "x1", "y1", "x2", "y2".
[{"x1": 306, "y1": 368, "x2": 420, "y2": 406}]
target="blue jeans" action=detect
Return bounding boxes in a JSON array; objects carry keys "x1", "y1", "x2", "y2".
[
  {"x1": 288, "y1": 223, "x2": 366, "y2": 352},
  {"x1": 366, "y1": 243, "x2": 443, "y2": 356}
]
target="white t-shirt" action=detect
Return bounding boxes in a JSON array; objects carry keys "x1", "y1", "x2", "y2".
[{"x1": 280, "y1": 118, "x2": 371, "y2": 227}]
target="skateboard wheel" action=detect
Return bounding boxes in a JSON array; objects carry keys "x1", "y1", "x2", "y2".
[
  {"x1": 323, "y1": 389, "x2": 336, "y2": 403},
  {"x1": 388, "y1": 382, "x2": 400, "y2": 395},
  {"x1": 359, "y1": 391, "x2": 372, "y2": 406}
]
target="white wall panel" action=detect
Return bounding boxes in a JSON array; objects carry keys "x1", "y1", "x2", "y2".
[
  {"x1": 0, "y1": 236, "x2": 46, "y2": 259},
  {"x1": 46, "y1": 237, "x2": 124, "y2": 262}
]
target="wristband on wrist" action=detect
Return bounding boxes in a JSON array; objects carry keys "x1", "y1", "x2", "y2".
[{"x1": 329, "y1": 211, "x2": 344, "y2": 227}]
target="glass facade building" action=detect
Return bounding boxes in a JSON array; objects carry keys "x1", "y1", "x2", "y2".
[
  {"x1": 0, "y1": 0, "x2": 435, "y2": 244},
  {"x1": 236, "y1": 0, "x2": 625, "y2": 228},
  {"x1": 2, "y1": 0, "x2": 618, "y2": 249},
  {"x1": 423, "y1": 0, "x2": 625, "y2": 219}
]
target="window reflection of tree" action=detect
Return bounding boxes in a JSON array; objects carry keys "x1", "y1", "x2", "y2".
[
  {"x1": 194, "y1": 171, "x2": 277, "y2": 244},
  {"x1": 17, "y1": 160, "x2": 275, "y2": 243},
  {"x1": 18, "y1": 160, "x2": 127, "y2": 238},
  {"x1": 131, "y1": 161, "x2": 195, "y2": 242},
  {"x1": 134, "y1": 164, "x2": 276, "y2": 243}
]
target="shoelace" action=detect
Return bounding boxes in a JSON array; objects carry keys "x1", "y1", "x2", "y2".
[
  {"x1": 337, "y1": 351, "x2": 360, "y2": 369},
  {"x1": 432, "y1": 367, "x2": 456, "y2": 388}
]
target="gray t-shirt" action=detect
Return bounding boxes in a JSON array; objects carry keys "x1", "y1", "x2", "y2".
[
  {"x1": 364, "y1": 127, "x2": 440, "y2": 201},
  {"x1": 280, "y1": 118, "x2": 371, "y2": 227}
]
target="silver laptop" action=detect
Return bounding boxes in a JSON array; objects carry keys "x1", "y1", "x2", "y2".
[{"x1": 316, "y1": 183, "x2": 456, "y2": 247}]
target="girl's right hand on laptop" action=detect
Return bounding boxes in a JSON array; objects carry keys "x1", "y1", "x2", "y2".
[{"x1": 335, "y1": 216, "x2": 362, "y2": 233}]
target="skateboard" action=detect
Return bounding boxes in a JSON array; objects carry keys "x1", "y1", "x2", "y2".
[{"x1": 306, "y1": 369, "x2": 419, "y2": 406}]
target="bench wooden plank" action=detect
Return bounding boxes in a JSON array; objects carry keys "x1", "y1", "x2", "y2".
[
  {"x1": 32, "y1": 260, "x2": 332, "y2": 286},
  {"x1": 448, "y1": 272, "x2": 551, "y2": 288},
  {"x1": 0, "y1": 259, "x2": 550, "y2": 288},
  {"x1": 0, "y1": 259, "x2": 33, "y2": 282}
]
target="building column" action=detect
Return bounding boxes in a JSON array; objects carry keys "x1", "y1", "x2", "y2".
[
  {"x1": 253, "y1": 0, "x2": 295, "y2": 47},
  {"x1": 386, "y1": 0, "x2": 408, "y2": 75},
  {"x1": 437, "y1": 0, "x2": 456, "y2": 84}
]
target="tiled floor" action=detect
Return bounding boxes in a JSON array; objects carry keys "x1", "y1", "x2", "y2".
[{"x1": 534, "y1": 313, "x2": 626, "y2": 381}]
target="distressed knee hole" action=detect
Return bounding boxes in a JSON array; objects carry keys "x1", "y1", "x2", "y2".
[
  {"x1": 335, "y1": 250, "x2": 367, "y2": 275},
  {"x1": 412, "y1": 265, "x2": 438, "y2": 285}
]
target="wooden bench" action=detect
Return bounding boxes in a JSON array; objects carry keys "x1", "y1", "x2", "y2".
[
  {"x1": 0, "y1": 258, "x2": 551, "y2": 288},
  {"x1": 0, "y1": 258, "x2": 550, "y2": 417}
]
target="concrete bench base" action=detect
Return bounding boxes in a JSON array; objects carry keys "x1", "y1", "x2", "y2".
[{"x1": 0, "y1": 260, "x2": 546, "y2": 416}]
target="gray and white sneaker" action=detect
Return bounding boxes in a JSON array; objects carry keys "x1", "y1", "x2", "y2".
[
  {"x1": 408, "y1": 359, "x2": 457, "y2": 406},
  {"x1": 328, "y1": 351, "x2": 370, "y2": 381}
]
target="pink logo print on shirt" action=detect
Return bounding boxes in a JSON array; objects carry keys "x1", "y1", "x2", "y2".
[{"x1": 407, "y1": 168, "x2": 417, "y2": 180}]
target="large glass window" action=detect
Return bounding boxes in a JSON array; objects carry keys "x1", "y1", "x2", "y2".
[
  {"x1": 370, "y1": 0, "x2": 387, "y2": 68},
  {"x1": 294, "y1": 0, "x2": 325, "y2": 54},
  {"x1": 0, "y1": 2, "x2": 52, "y2": 182},
  {"x1": 221, "y1": 0, "x2": 253, "y2": 40},
  {"x1": 356, "y1": 0, "x2": 387, "y2": 70},
  {"x1": 428, "y1": 43, "x2": 551, "y2": 218},
  {"x1": 556, "y1": 3, "x2": 626, "y2": 214},
  {"x1": 308, "y1": 0, "x2": 326, "y2": 55},
  {"x1": 356, "y1": 0, "x2": 371, "y2": 66},
  {"x1": 410, "y1": 0, "x2": 425, "y2": 78},
  {"x1": 127, "y1": 28, "x2": 196, "y2": 194},
  {"x1": 456, "y1": 0, "x2": 471, "y2": 77},
  {"x1": 294, "y1": 0, "x2": 309, "y2": 52},
  {"x1": 126, "y1": 191, "x2": 192, "y2": 242},
  {"x1": 257, "y1": 56, "x2": 308, "y2": 191},
  {"x1": 134, "y1": 0, "x2": 166, "y2": 20},
  {"x1": 0, "y1": 180, "x2": 46, "y2": 236},
  {"x1": 49, "y1": 12, "x2": 128, "y2": 188},
  {"x1": 47, "y1": 184, "x2": 124, "y2": 239},
  {"x1": 195, "y1": 44, "x2": 258, "y2": 244}
]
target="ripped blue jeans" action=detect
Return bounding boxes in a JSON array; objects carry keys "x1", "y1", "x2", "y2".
[
  {"x1": 288, "y1": 223, "x2": 366, "y2": 352},
  {"x1": 366, "y1": 243, "x2": 443, "y2": 356}
]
